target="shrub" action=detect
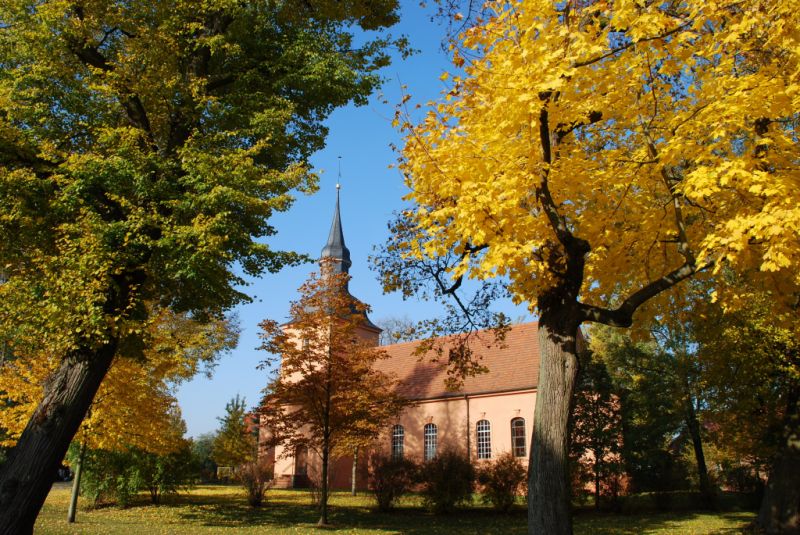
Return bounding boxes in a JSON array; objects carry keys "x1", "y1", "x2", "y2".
[
  {"x1": 67, "y1": 443, "x2": 198, "y2": 508},
  {"x1": 477, "y1": 452, "x2": 526, "y2": 512},
  {"x1": 419, "y1": 449, "x2": 474, "y2": 514},
  {"x1": 238, "y1": 458, "x2": 274, "y2": 507},
  {"x1": 369, "y1": 454, "x2": 418, "y2": 511}
]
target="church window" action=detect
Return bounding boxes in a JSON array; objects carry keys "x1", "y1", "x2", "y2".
[
  {"x1": 511, "y1": 418, "x2": 526, "y2": 458},
  {"x1": 423, "y1": 423, "x2": 438, "y2": 461},
  {"x1": 476, "y1": 419, "x2": 492, "y2": 459},
  {"x1": 391, "y1": 424, "x2": 404, "y2": 459}
]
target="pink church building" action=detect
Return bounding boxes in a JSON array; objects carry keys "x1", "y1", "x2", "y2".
[{"x1": 261, "y1": 194, "x2": 542, "y2": 490}]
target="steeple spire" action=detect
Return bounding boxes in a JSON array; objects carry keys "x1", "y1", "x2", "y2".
[{"x1": 320, "y1": 184, "x2": 352, "y2": 275}]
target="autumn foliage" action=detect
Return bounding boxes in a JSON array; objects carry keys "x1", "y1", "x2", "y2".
[{"x1": 258, "y1": 262, "x2": 407, "y2": 525}]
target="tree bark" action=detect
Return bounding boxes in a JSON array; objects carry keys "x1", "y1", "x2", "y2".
[
  {"x1": 529, "y1": 313, "x2": 580, "y2": 535},
  {"x1": 757, "y1": 388, "x2": 800, "y2": 535},
  {"x1": 0, "y1": 340, "x2": 117, "y2": 535}
]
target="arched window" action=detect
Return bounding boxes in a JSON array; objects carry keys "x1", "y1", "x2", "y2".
[
  {"x1": 423, "y1": 423, "x2": 438, "y2": 461},
  {"x1": 511, "y1": 418, "x2": 526, "y2": 458},
  {"x1": 476, "y1": 419, "x2": 492, "y2": 459},
  {"x1": 391, "y1": 424, "x2": 404, "y2": 459}
]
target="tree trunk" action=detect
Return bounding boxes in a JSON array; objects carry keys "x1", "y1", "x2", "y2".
[
  {"x1": 757, "y1": 388, "x2": 800, "y2": 534},
  {"x1": 67, "y1": 440, "x2": 87, "y2": 523},
  {"x1": 528, "y1": 315, "x2": 580, "y2": 535},
  {"x1": 0, "y1": 341, "x2": 117, "y2": 535},
  {"x1": 318, "y1": 440, "x2": 329, "y2": 526},
  {"x1": 685, "y1": 396, "x2": 714, "y2": 509},
  {"x1": 594, "y1": 456, "x2": 601, "y2": 511},
  {"x1": 351, "y1": 447, "x2": 358, "y2": 496}
]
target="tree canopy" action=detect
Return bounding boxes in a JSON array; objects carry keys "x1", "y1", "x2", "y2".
[{"x1": 396, "y1": 0, "x2": 798, "y2": 318}]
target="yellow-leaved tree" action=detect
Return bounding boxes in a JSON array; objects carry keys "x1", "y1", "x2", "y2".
[
  {"x1": 0, "y1": 308, "x2": 237, "y2": 453},
  {"x1": 380, "y1": 1, "x2": 799, "y2": 533}
]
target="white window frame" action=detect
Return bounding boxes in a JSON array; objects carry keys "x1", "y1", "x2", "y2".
[
  {"x1": 476, "y1": 419, "x2": 492, "y2": 459},
  {"x1": 391, "y1": 424, "x2": 404, "y2": 459},
  {"x1": 423, "y1": 423, "x2": 438, "y2": 461}
]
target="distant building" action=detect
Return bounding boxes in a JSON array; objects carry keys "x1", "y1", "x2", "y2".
[{"x1": 260, "y1": 191, "x2": 541, "y2": 490}]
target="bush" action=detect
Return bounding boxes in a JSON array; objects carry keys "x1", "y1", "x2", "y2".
[
  {"x1": 67, "y1": 443, "x2": 198, "y2": 508},
  {"x1": 419, "y1": 449, "x2": 474, "y2": 514},
  {"x1": 238, "y1": 458, "x2": 274, "y2": 507},
  {"x1": 136, "y1": 447, "x2": 197, "y2": 505},
  {"x1": 369, "y1": 454, "x2": 418, "y2": 511},
  {"x1": 477, "y1": 452, "x2": 526, "y2": 512}
]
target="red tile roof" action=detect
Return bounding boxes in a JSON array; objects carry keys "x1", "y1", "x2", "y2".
[{"x1": 376, "y1": 322, "x2": 541, "y2": 400}]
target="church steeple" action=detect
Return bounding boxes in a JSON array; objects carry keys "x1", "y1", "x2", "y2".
[{"x1": 320, "y1": 185, "x2": 352, "y2": 275}]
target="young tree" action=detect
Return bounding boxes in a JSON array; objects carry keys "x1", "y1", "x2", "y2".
[
  {"x1": 589, "y1": 326, "x2": 695, "y2": 494},
  {"x1": 568, "y1": 351, "x2": 623, "y2": 510},
  {"x1": 259, "y1": 263, "x2": 407, "y2": 526},
  {"x1": 0, "y1": 1, "x2": 404, "y2": 531},
  {"x1": 378, "y1": 1, "x2": 799, "y2": 533},
  {"x1": 211, "y1": 395, "x2": 257, "y2": 470}
]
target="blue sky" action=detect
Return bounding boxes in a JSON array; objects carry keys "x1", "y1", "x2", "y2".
[{"x1": 175, "y1": 3, "x2": 533, "y2": 438}]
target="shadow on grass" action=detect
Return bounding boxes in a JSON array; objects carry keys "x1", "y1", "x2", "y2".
[
  {"x1": 572, "y1": 510, "x2": 754, "y2": 535},
  {"x1": 159, "y1": 488, "x2": 753, "y2": 534}
]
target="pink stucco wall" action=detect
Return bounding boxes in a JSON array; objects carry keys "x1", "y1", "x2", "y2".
[{"x1": 378, "y1": 389, "x2": 536, "y2": 465}]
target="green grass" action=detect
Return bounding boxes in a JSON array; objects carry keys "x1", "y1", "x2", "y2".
[{"x1": 35, "y1": 483, "x2": 755, "y2": 534}]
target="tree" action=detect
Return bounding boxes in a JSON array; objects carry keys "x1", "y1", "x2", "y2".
[
  {"x1": 375, "y1": 316, "x2": 418, "y2": 345},
  {"x1": 0, "y1": 1, "x2": 404, "y2": 532},
  {"x1": 590, "y1": 310, "x2": 715, "y2": 506},
  {"x1": 1, "y1": 309, "x2": 237, "y2": 453},
  {"x1": 691, "y1": 289, "x2": 800, "y2": 532},
  {"x1": 589, "y1": 325, "x2": 695, "y2": 493},
  {"x1": 258, "y1": 262, "x2": 407, "y2": 526},
  {"x1": 211, "y1": 395, "x2": 257, "y2": 470},
  {"x1": 378, "y1": 1, "x2": 799, "y2": 533},
  {"x1": 568, "y1": 350, "x2": 623, "y2": 510},
  {"x1": 191, "y1": 433, "x2": 219, "y2": 483}
]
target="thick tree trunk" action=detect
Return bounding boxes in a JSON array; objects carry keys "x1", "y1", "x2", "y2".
[
  {"x1": 0, "y1": 341, "x2": 117, "y2": 535},
  {"x1": 757, "y1": 388, "x2": 800, "y2": 534},
  {"x1": 528, "y1": 315, "x2": 580, "y2": 535},
  {"x1": 685, "y1": 397, "x2": 714, "y2": 509}
]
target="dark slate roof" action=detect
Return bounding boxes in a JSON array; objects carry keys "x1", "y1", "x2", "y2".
[
  {"x1": 320, "y1": 188, "x2": 351, "y2": 275},
  {"x1": 317, "y1": 188, "x2": 380, "y2": 332}
]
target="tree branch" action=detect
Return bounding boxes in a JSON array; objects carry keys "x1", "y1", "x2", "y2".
[
  {"x1": 580, "y1": 260, "x2": 710, "y2": 327},
  {"x1": 573, "y1": 21, "x2": 692, "y2": 68}
]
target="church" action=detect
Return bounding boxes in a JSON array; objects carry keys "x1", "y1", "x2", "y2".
[{"x1": 261, "y1": 192, "x2": 542, "y2": 490}]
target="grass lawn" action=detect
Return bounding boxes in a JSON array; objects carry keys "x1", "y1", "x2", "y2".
[{"x1": 35, "y1": 483, "x2": 756, "y2": 534}]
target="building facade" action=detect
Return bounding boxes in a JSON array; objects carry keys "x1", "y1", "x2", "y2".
[{"x1": 261, "y1": 193, "x2": 542, "y2": 490}]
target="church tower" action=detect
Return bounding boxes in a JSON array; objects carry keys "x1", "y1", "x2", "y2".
[{"x1": 319, "y1": 185, "x2": 381, "y2": 342}]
